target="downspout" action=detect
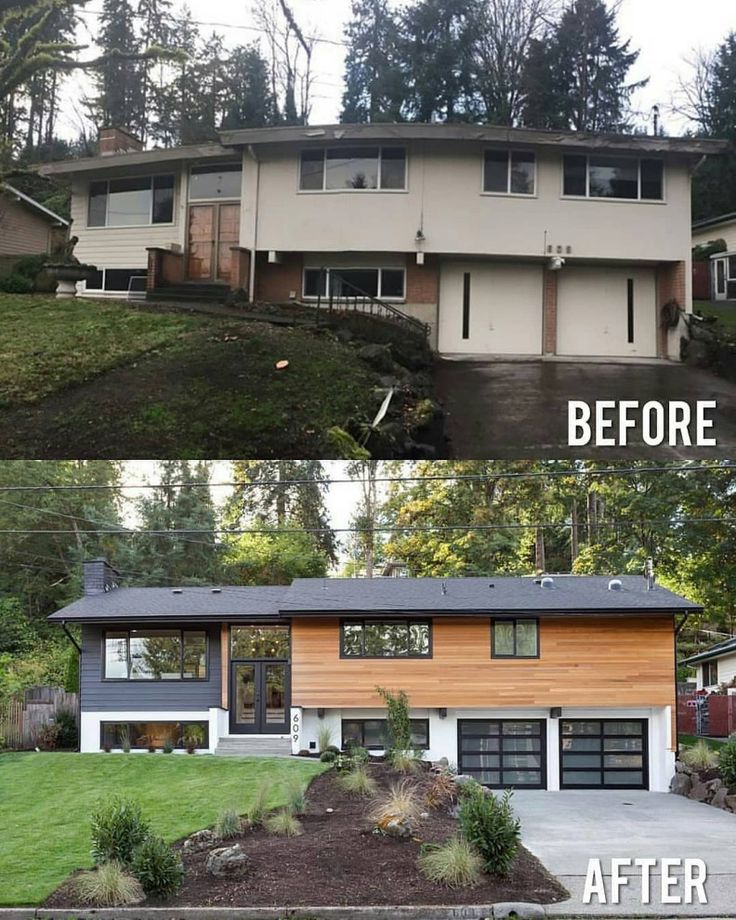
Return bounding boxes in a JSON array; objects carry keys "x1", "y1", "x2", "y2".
[
  {"x1": 673, "y1": 611, "x2": 691, "y2": 760},
  {"x1": 61, "y1": 621, "x2": 82, "y2": 752},
  {"x1": 247, "y1": 144, "x2": 260, "y2": 302}
]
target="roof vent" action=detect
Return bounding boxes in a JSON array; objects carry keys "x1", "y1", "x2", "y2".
[
  {"x1": 211, "y1": 588, "x2": 222, "y2": 594},
  {"x1": 488, "y1": 583, "x2": 495, "y2": 588},
  {"x1": 608, "y1": 579, "x2": 623, "y2": 591},
  {"x1": 441, "y1": 582, "x2": 447, "y2": 596},
  {"x1": 540, "y1": 576, "x2": 555, "y2": 589},
  {"x1": 172, "y1": 588, "x2": 183, "y2": 594}
]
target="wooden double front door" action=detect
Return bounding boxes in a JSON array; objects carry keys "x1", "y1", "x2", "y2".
[{"x1": 187, "y1": 203, "x2": 240, "y2": 283}]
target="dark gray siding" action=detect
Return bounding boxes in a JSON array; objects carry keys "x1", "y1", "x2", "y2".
[{"x1": 81, "y1": 623, "x2": 221, "y2": 712}]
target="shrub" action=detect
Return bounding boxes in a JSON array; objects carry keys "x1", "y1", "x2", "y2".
[
  {"x1": 265, "y1": 809, "x2": 303, "y2": 837},
  {"x1": 54, "y1": 708, "x2": 77, "y2": 749},
  {"x1": 73, "y1": 861, "x2": 144, "y2": 907},
  {"x1": 181, "y1": 723, "x2": 204, "y2": 753},
  {"x1": 162, "y1": 740, "x2": 174, "y2": 754},
  {"x1": 0, "y1": 273, "x2": 33, "y2": 294},
  {"x1": 376, "y1": 686, "x2": 412, "y2": 752},
  {"x1": 318, "y1": 724, "x2": 334, "y2": 753},
  {"x1": 418, "y1": 836, "x2": 483, "y2": 888},
  {"x1": 215, "y1": 808, "x2": 243, "y2": 839},
  {"x1": 681, "y1": 738, "x2": 720, "y2": 771},
  {"x1": 368, "y1": 778, "x2": 422, "y2": 825},
  {"x1": 64, "y1": 647, "x2": 79, "y2": 692},
  {"x1": 130, "y1": 835, "x2": 184, "y2": 900},
  {"x1": 425, "y1": 771, "x2": 458, "y2": 810},
  {"x1": 718, "y1": 735, "x2": 736, "y2": 788},
  {"x1": 336, "y1": 764, "x2": 378, "y2": 796},
  {"x1": 391, "y1": 748, "x2": 423, "y2": 774},
  {"x1": 284, "y1": 775, "x2": 306, "y2": 814},
  {"x1": 247, "y1": 780, "x2": 271, "y2": 827},
  {"x1": 91, "y1": 796, "x2": 151, "y2": 866},
  {"x1": 320, "y1": 749, "x2": 337, "y2": 763},
  {"x1": 458, "y1": 786, "x2": 520, "y2": 876},
  {"x1": 36, "y1": 721, "x2": 60, "y2": 750},
  {"x1": 119, "y1": 725, "x2": 131, "y2": 753}
]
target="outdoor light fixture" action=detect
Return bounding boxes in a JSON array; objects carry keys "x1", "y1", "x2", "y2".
[
  {"x1": 548, "y1": 256, "x2": 565, "y2": 271},
  {"x1": 550, "y1": 706, "x2": 562, "y2": 719},
  {"x1": 317, "y1": 708, "x2": 326, "y2": 719},
  {"x1": 438, "y1": 707, "x2": 447, "y2": 719}
]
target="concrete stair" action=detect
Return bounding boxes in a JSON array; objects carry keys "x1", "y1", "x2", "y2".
[{"x1": 214, "y1": 735, "x2": 292, "y2": 757}]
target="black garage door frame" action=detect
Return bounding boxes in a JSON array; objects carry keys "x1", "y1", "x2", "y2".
[
  {"x1": 457, "y1": 718, "x2": 547, "y2": 789},
  {"x1": 559, "y1": 718, "x2": 649, "y2": 790}
]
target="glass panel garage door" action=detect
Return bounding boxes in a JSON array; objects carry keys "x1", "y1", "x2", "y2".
[
  {"x1": 458, "y1": 720, "x2": 546, "y2": 788},
  {"x1": 560, "y1": 719, "x2": 648, "y2": 789}
]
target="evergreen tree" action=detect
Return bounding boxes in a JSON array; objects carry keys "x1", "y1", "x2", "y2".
[
  {"x1": 92, "y1": 0, "x2": 145, "y2": 133},
  {"x1": 136, "y1": 0, "x2": 173, "y2": 142},
  {"x1": 221, "y1": 44, "x2": 276, "y2": 129},
  {"x1": 521, "y1": 0, "x2": 644, "y2": 132},
  {"x1": 341, "y1": 0, "x2": 405, "y2": 123},
  {"x1": 149, "y1": 3, "x2": 199, "y2": 146}
]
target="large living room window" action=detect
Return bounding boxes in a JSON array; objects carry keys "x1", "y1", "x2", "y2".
[
  {"x1": 483, "y1": 150, "x2": 536, "y2": 195},
  {"x1": 88, "y1": 174, "x2": 174, "y2": 227},
  {"x1": 491, "y1": 618, "x2": 539, "y2": 658},
  {"x1": 303, "y1": 267, "x2": 405, "y2": 300},
  {"x1": 299, "y1": 147, "x2": 406, "y2": 191},
  {"x1": 103, "y1": 629, "x2": 207, "y2": 679},
  {"x1": 342, "y1": 718, "x2": 429, "y2": 750},
  {"x1": 340, "y1": 620, "x2": 431, "y2": 658},
  {"x1": 562, "y1": 155, "x2": 664, "y2": 200}
]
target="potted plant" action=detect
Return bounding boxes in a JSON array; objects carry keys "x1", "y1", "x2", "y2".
[
  {"x1": 44, "y1": 236, "x2": 98, "y2": 298},
  {"x1": 181, "y1": 724, "x2": 205, "y2": 754}
]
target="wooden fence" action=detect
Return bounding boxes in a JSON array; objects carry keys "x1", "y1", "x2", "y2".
[{"x1": 0, "y1": 686, "x2": 78, "y2": 749}]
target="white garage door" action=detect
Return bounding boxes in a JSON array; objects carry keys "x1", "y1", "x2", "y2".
[
  {"x1": 438, "y1": 262, "x2": 543, "y2": 355},
  {"x1": 557, "y1": 266, "x2": 657, "y2": 358}
]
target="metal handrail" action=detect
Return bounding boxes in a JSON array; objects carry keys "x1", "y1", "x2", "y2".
[{"x1": 314, "y1": 270, "x2": 429, "y2": 339}]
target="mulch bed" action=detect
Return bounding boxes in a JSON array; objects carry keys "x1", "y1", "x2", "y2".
[{"x1": 44, "y1": 763, "x2": 568, "y2": 908}]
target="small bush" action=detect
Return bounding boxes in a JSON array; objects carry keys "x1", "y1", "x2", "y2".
[
  {"x1": 0, "y1": 273, "x2": 33, "y2": 294},
  {"x1": 265, "y1": 809, "x2": 303, "y2": 837},
  {"x1": 73, "y1": 861, "x2": 144, "y2": 907},
  {"x1": 376, "y1": 686, "x2": 412, "y2": 752},
  {"x1": 36, "y1": 721, "x2": 60, "y2": 751},
  {"x1": 418, "y1": 836, "x2": 483, "y2": 888},
  {"x1": 458, "y1": 786, "x2": 520, "y2": 876},
  {"x1": 425, "y1": 771, "x2": 458, "y2": 810},
  {"x1": 54, "y1": 708, "x2": 78, "y2": 749},
  {"x1": 182, "y1": 723, "x2": 204, "y2": 753},
  {"x1": 681, "y1": 738, "x2": 720, "y2": 771},
  {"x1": 318, "y1": 724, "x2": 334, "y2": 753},
  {"x1": 247, "y1": 780, "x2": 271, "y2": 827},
  {"x1": 130, "y1": 835, "x2": 184, "y2": 900},
  {"x1": 336, "y1": 764, "x2": 378, "y2": 796},
  {"x1": 162, "y1": 739, "x2": 174, "y2": 754},
  {"x1": 368, "y1": 778, "x2": 422, "y2": 825},
  {"x1": 320, "y1": 749, "x2": 337, "y2": 763},
  {"x1": 91, "y1": 796, "x2": 151, "y2": 866},
  {"x1": 326, "y1": 744, "x2": 341, "y2": 754},
  {"x1": 718, "y1": 735, "x2": 736, "y2": 788},
  {"x1": 284, "y1": 775, "x2": 306, "y2": 814},
  {"x1": 391, "y1": 748, "x2": 423, "y2": 774},
  {"x1": 215, "y1": 808, "x2": 243, "y2": 839}
]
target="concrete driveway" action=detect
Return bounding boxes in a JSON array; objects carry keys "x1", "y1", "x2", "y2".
[
  {"x1": 514, "y1": 790, "x2": 736, "y2": 916},
  {"x1": 434, "y1": 358, "x2": 736, "y2": 458}
]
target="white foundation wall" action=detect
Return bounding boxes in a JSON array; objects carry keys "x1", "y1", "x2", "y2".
[
  {"x1": 80, "y1": 707, "x2": 224, "y2": 754},
  {"x1": 293, "y1": 705, "x2": 673, "y2": 792}
]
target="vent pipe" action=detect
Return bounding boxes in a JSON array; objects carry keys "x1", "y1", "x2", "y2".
[{"x1": 646, "y1": 558, "x2": 656, "y2": 591}]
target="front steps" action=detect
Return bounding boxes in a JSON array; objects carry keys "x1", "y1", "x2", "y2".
[{"x1": 214, "y1": 735, "x2": 292, "y2": 757}]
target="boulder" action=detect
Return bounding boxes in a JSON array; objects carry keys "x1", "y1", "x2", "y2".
[
  {"x1": 675, "y1": 760, "x2": 691, "y2": 774},
  {"x1": 375, "y1": 813, "x2": 414, "y2": 838},
  {"x1": 183, "y1": 828, "x2": 220, "y2": 853},
  {"x1": 206, "y1": 844, "x2": 249, "y2": 878},
  {"x1": 670, "y1": 773, "x2": 692, "y2": 796},
  {"x1": 725, "y1": 794, "x2": 736, "y2": 813},
  {"x1": 689, "y1": 779, "x2": 709, "y2": 802},
  {"x1": 452, "y1": 773, "x2": 476, "y2": 786},
  {"x1": 711, "y1": 787, "x2": 729, "y2": 810},
  {"x1": 357, "y1": 343, "x2": 395, "y2": 373}
]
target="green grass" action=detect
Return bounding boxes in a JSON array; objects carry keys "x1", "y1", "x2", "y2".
[
  {"x1": 693, "y1": 299, "x2": 736, "y2": 333},
  {"x1": 0, "y1": 752, "x2": 325, "y2": 906},
  {"x1": 679, "y1": 733, "x2": 727, "y2": 750},
  {"x1": 0, "y1": 295, "x2": 206, "y2": 406}
]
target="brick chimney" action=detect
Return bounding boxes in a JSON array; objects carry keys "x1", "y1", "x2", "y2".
[
  {"x1": 83, "y1": 558, "x2": 121, "y2": 595},
  {"x1": 98, "y1": 126, "x2": 144, "y2": 156}
]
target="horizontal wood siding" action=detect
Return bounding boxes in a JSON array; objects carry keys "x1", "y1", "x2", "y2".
[
  {"x1": 0, "y1": 196, "x2": 52, "y2": 255},
  {"x1": 80, "y1": 624, "x2": 221, "y2": 711},
  {"x1": 291, "y1": 616, "x2": 676, "y2": 710}
]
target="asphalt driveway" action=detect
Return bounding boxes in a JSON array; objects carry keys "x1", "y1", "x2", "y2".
[
  {"x1": 434, "y1": 358, "x2": 736, "y2": 458},
  {"x1": 514, "y1": 790, "x2": 736, "y2": 916}
]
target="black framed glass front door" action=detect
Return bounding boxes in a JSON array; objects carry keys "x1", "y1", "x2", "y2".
[{"x1": 230, "y1": 660, "x2": 289, "y2": 734}]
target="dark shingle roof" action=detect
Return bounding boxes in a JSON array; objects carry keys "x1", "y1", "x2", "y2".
[
  {"x1": 682, "y1": 636, "x2": 736, "y2": 666},
  {"x1": 48, "y1": 575, "x2": 700, "y2": 623}
]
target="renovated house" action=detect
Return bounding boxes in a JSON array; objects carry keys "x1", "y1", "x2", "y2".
[
  {"x1": 683, "y1": 637, "x2": 736, "y2": 690},
  {"x1": 0, "y1": 183, "x2": 68, "y2": 273},
  {"x1": 38, "y1": 123, "x2": 725, "y2": 359},
  {"x1": 692, "y1": 212, "x2": 736, "y2": 301},
  {"x1": 48, "y1": 559, "x2": 702, "y2": 792}
]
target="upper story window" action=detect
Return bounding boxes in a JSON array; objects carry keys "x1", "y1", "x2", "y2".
[
  {"x1": 300, "y1": 146, "x2": 407, "y2": 191},
  {"x1": 88, "y1": 174, "x2": 174, "y2": 227},
  {"x1": 341, "y1": 619, "x2": 431, "y2": 658},
  {"x1": 231, "y1": 625, "x2": 290, "y2": 659},
  {"x1": 189, "y1": 163, "x2": 242, "y2": 200},
  {"x1": 491, "y1": 618, "x2": 539, "y2": 658},
  {"x1": 563, "y1": 155, "x2": 664, "y2": 201},
  {"x1": 104, "y1": 629, "x2": 207, "y2": 680},
  {"x1": 704, "y1": 661, "x2": 719, "y2": 686},
  {"x1": 483, "y1": 150, "x2": 536, "y2": 195}
]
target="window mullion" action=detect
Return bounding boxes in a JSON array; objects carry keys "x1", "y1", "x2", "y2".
[
  {"x1": 637, "y1": 159, "x2": 642, "y2": 201},
  {"x1": 126, "y1": 631, "x2": 131, "y2": 680},
  {"x1": 586, "y1": 156, "x2": 590, "y2": 198},
  {"x1": 507, "y1": 151, "x2": 512, "y2": 195}
]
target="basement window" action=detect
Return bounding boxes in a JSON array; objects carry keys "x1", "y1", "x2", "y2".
[
  {"x1": 100, "y1": 721, "x2": 208, "y2": 750},
  {"x1": 303, "y1": 267, "x2": 406, "y2": 300},
  {"x1": 341, "y1": 718, "x2": 429, "y2": 751}
]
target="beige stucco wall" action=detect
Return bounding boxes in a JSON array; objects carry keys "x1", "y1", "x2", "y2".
[
  {"x1": 245, "y1": 141, "x2": 693, "y2": 264},
  {"x1": 693, "y1": 220, "x2": 736, "y2": 253},
  {"x1": 0, "y1": 194, "x2": 53, "y2": 256}
]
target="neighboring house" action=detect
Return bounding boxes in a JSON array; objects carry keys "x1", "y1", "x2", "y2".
[
  {"x1": 682, "y1": 636, "x2": 736, "y2": 690},
  {"x1": 37, "y1": 124, "x2": 725, "y2": 358},
  {"x1": 48, "y1": 559, "x2": 702, "y2": 792},
  {"x1": 692, "y1": 212, "x2": 736, "y2": 301},
  {"x1": 0, "y1": 183, "x2": 68, "y2": 273}
]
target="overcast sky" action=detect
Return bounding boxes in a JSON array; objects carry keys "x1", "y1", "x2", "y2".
[{"x1": 60, "y1": 0, "x2": 736, "y2": 139}]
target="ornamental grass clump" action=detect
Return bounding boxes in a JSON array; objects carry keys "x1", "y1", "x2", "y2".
[
  {"x1": 265, "y1": 809, "x2": 303, "y2": 837},
  {"x1": 425, "y1": 770, "x2": 458, "y2": 810},
  {"x1": 681, "y1": 738, "x2": 720, "y2": 771},
  {"x1": 215, "y1": 808, "x2": 243, "y2": 839},
  {"x1": 418, "y1": 836, "x2": 483, "y2": 888},
  {"x1": 317, "y1": 724, "x2": 334, "y2": 753},
  {"x1": 336, "y1": 763, "x2": 378, "y2": 796},
  {"x1": 391, "y1": 748, "x2": 424, "y2": 774},
  {"x1": 247, "y1": 779, "x2": 272, "y2": 827},
  {"x1": 284, "y1": 775, "x2": 307, "y2": 814},
  {"x1": 457, "y1": 785, "x2": 520, "y2": 876},
  {"x1": 368, "y1": 778, "x2": 422, "y2": 826},
  {"x1": 73, "y1": 861, "x2": 144, "y2": 907}
]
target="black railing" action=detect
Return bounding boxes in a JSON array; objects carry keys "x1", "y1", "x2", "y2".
[{"x1": 313, "y1": 271, "x2": 429, "y2": 340}]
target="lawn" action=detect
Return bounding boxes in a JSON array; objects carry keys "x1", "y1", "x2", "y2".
[
  {"x1": 0, "y1": 295, "x2": 386, "y2": 457},
  {"x1": 679, "y1": 733, "x2": 727, "y2": 750},
  {"x1": 0, "y1": 752, "x2": 325, "y2": 906},
  {"x1": 693, "y1": 299, "x2": 736, "y2": 333}
]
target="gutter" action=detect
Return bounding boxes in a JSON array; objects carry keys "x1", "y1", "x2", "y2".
[{"x1": 673, "y1": 612, "x2": 690, "y2": 759}]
